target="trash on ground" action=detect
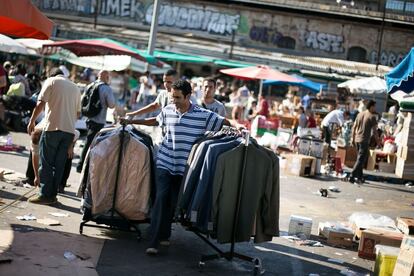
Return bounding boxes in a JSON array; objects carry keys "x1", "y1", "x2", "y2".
[
  {"x1": 339, "y1": 268, "x2": 364, "y2": 276},
  {"x1": 37, "y1": 218, "x2": 61, "y2": 226},
  {"x1": 328, "y1": 186, "x2": 341, "y2": 192},
  {"x1": 318, "y1": 188, "x2": 328, "y2": 197},
  {"x1": 328, "y1": 258, "x2": 345, "y2": 264},
  {"x1": 405, "y1": 182, "x2": 413, "y2": 187},
  {"x1": 309, "y1": 274, "x2": 320, "y2": 276},
  {"x1": 16, "y1": 214, "x2": 36, "y2": 221},
  {"x1": 48, "y1": 212, "x2": 69, "y2": 217},
  {"x1": 296, "y1": 240, "x2": 323, "y2": 247},
  {"x1": 64, "y1": 251, "x2": 78, "y2": 261},
  {"x1": 288, "y1": 215, "x2": 312, "y2": 239},
  {"x1": 335, "y1": 252, "x2": 343, "y2": 256},
  {"x1": 23, "y1": 183, "x2": 32, "y2": 189},
  {"x1": 355, "y1": 198, "x2": 364, "y2": 204},
  {"x1": 282, "y1": 235, "x2": 302, "y2": 241}
]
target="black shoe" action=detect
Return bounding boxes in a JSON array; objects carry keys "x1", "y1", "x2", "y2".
[
  {"x1": 349, "y1": 177, "x2": 355, "y2": 184},
  {"x1": 76, "y1": 166, "x2": 82, "y2": 173}
]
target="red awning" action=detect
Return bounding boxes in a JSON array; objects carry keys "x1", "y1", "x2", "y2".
[
  {"x1": 220, "y1": 65, "x2": 301, "y2": 82},
  {"x1": 0, "y1": 0, "x2": 54, "y2": 39}
]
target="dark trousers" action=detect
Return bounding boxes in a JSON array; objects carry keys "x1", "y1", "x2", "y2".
[
  {"x1": 149, "y1": 169, "x2": 183, "y2": 248},
  {"x1": 323, "y1": 126, "x2": 331, "y2": 147},
  {"x1": 60, "y1": 157, "x2": 73, "y2": 192},
  {"x1": 351, "y1": 142, "x2": 369, "y2": 180},
  {"x1": 77, "y1": 120, "x2": 104, "y2": 171},
  {"x1": 39, "y1": 131, "x2": 74, "y2": 198},
  {"x1": 26, "y1": 151, "x2": 35, "y2": 183}
]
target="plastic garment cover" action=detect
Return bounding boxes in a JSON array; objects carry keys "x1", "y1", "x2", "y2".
[{"x1": 89, "y1": 130, "x2": 151, "y2": 220}]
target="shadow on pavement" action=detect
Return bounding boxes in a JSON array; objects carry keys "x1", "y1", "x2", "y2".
[
  {"x1": 95, "y1": 223, "x2": 370, "y2": 276},
  {"x1": 0, "y1": 223, "x2": 103, "y2": 275}
]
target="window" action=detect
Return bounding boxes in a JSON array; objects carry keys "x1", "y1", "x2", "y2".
[
  {"x1": 276, "y1": 36, "x2": 296, "y2": 50},
  {"x1": 347, "y1": 46, "x2": 367, "y2": 62},
  {"x1": 386, "y1": 0, "x2": 405, "y2": 11}
]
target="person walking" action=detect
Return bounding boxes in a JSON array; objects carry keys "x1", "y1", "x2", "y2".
[
  {"x1": 76, "y1": 70, "x2": 115, "y2": 172},
  {"x1": 350, "y1": 100, "x2": 380, "y2": 184},
  {"x1": 199, "y1": 78, "x2": 226, "y2": 116},
  {"x1": 27, "y1": 68, "x2": 81, "y2": 204},
  {"x1": 121, "y1": 79, "x2": 243, "y2": 255}
]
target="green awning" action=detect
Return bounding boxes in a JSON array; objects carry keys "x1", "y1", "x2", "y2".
[
  {"x1": 153, "y1": 50, "x2": 214, "y2": 64},
  {"x1": 213, "y1": 59, "x2": 254, "y2": 68}
]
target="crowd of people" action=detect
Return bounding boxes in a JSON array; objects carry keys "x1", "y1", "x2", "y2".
[{"x1": 0, "y1": 59, "x2": 404, "y2": 256}]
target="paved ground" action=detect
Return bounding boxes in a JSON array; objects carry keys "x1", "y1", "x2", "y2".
[{"x1": 0, "y1": 130, "x2": 413, "y2": 275}]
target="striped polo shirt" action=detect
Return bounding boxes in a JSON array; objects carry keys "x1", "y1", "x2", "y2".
[{"x1": 156, "y1": 104, "x2": 224, "y2": 175}]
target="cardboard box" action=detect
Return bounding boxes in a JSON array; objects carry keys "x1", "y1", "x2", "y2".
[
  {"x1": 336, "y1": 146, "x2": 357, "y2": 168},
  {"x1": 393, "y1": 235, "x2": 414, "y2": 276},
  {"x1": 285, "y1": 154, "x2": 316, "y2": 177},
  {"x1": 397, "y1": 217, "x2": 414, "y2": 236},
  {"x1": 379, "y1": 162, "x2": 396, "y2": 174},
  {"x1": 358, "y1": 228, "x2": 404, "y2": 260},
  {"x1": 398, "y1": 146, "x2": 414, "y2": 163},
  {"x1": 318, "y1": 222, "x2": 354, "y2": 248},
  {"x1": 374, "y1": 245, "x2": 400, "y2": 276},
  {"x1": 396, "y1": 157, "x2": 414, "y2": 180},
  {"x1": 367, "y1": 150, "x2": 396, "y2": 171},
  {"x1": 288, "y1": 215, "x2": 312, "y2": 239}
]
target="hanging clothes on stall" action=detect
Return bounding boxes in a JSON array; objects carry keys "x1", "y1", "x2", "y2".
[
  {"x1": 178, "y1": 129, "x2": 280, "y2": 244},
  {"x1": 79, "y1": 125, "x2": 154, "y2": 221}
]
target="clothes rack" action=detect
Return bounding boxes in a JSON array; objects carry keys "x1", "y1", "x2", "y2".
[
  {"x1": 187, "y1": 130, "x2": 264, "y2": 275},
  {"x1": 79, "y1": 124, "x2": 143, "y2": 236}
]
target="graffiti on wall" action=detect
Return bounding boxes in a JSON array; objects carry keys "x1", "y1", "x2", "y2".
[
  {"x1": 301, "y1": 31, "x2": 344, "y2": 53},
  {"x1": 35, "y1": 0, "x2": 146, "y2": 20},
  {"x1": 249, "y1": 26, "x2": 296, "y2": 49},
  {"x1": 369, "y1": 50, "x2": 405, "y2": 67},
  {"x1": 145, "y1": 3, "x2": 240, "y2": 36}
]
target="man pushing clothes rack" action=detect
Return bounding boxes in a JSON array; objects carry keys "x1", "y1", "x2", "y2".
[{"x1": 121, "y1": 79, "x2": 243, "y2": 255}]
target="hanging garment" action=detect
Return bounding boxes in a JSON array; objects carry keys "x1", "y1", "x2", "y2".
[
  {"x1": 212, "y1": 143, "x2": 275, "y2": 243},
  {"x1": 80, "y1": 126, "x2": 153, "y2": 221}
]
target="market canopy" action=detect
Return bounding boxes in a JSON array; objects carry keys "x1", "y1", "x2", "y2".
[
  {"x1": 263, "y1": 74, "x2": 326, "y2": 92},
  {"x1": 0, "y1": 0, "x2": 54, "y2": 39},
  {"x1": 49, "y1": 50, "x2": 170, "y2": 73},
  {"x1": 42, "y1": 38, "x2": 161, "y2": 66},
  {"x1": 220, "y1": 65, "x2": 302, "y2": 95},
  {"x1": 386, "y1": 47, "x2": 414, "y2": 94},
  {"x1": 0, "y1": 34, "x2": 30, "y2": 55},
  {"x1": 213, "y1": 59, "x2": 253, "y2": 68},
  {"x1": 337, "y1": 76, "x2": 387, "y2": 94},
  {"x1": 153, "y1": 50, "x2": 214, "y2": 64}
]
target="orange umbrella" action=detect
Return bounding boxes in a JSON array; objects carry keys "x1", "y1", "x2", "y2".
[
  {"x1": 220, "y1": 65, "x2": 302, "y2": 94},
  {"x1": 0, "y1": 0, "x2": 54, "y2": 39}
]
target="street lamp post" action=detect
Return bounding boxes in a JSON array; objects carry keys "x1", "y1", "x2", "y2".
[
  {"x1": 376, "y1": 0, "x2": 387, "y2": 70},
  {"x1": 146, "y1": 0, "x2": 161, "y2": 71}
]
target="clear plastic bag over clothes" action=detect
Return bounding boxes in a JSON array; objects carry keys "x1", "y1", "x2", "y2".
[{"x1": 348, "y1": 212, "x2": 397, "y2": 231}]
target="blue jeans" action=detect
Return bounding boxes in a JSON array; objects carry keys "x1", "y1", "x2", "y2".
[
  {"x1": 39, "y1": 130, "x2": 74, "y2": 198},
  {"x1": 149, "y1": 169, "x2": 182, "y2": 248}
]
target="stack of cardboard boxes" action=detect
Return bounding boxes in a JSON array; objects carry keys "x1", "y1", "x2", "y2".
[{"x1": 396, "y1": 112, "x2": 414, "y2": 180}]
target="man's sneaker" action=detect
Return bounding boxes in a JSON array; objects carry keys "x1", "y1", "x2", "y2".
[
  {"x1": 160, "y1": 240, "x2": 170, "y2": 246},
  {"x1": 28, "y1": 195, "x2": 57, "y2": 205},
  {"x1": 146, "y1": 247, "x2": 158, "y2": 255},
  {"x1": 349, "y1": 177, "x2": 355, "y2": 184},
  {"x1": 76, "y1": 166, "x2": 82, "y2": 173}
]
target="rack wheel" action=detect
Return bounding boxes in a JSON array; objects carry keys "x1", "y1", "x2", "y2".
[
  {"x1": 198, "y1": 261, "x2": 205, "y2": 268},
  {"x1": 252, "y1": 258, "x2": 264, "y2": 275}
]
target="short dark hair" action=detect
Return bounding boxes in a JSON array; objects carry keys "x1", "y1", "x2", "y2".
[
  {"x1": 164, "y1": 69, "x2": 177, "y2": 77},
  {"x1": 344, "y1": 111, "x2": 350, "y2": 117},
  {"x1": 49, "y1": 67, "x2": 64, "y2": 77},
  {"x1": 172, "y1": 79, "x2": 192, "y2": 97},
  {"x1": 366, "y1": 100, "x2": 376, "y2": 110},
  {"x1": 204, "y1": 78, "x2": 215, "y2": 86}
]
